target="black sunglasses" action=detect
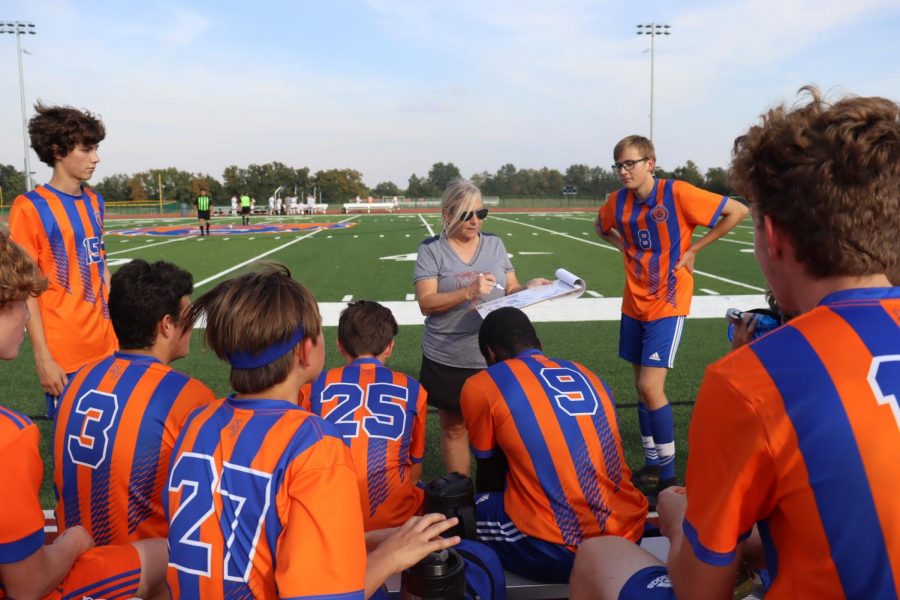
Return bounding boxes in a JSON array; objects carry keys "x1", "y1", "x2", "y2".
[{"x1": 459, "y1": 208, "x2": 489, "y2": 222}]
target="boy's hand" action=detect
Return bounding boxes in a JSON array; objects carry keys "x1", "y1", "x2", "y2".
[
  {"x1": 657, "y1": 486, "x2": 688, "y2": 541},
  {"x1": 373, "y1": 514, "x2": 461, "y2": 575},
  {"x1": 35, "y1": 354, "x2": 68, "y2": 397}
]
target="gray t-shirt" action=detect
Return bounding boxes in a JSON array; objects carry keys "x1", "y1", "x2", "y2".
[{"x1": 413, "y1": 233, "x2": 514, "y2": 368}]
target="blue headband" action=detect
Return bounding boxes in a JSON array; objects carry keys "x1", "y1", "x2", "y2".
[{"x1": 226, "y1": 326, "x2": 305, "y2": 369}]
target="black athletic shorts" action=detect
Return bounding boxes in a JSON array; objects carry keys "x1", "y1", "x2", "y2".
[
  {"x1": 198, "y1": 210, "x2": 210, "y2": 220},
  {"x1": 241, "y1": 206, "x2": 251, "y2": 215},
  {"x1": 419, "y1": 354, "x2": 482, "y2": 413}
]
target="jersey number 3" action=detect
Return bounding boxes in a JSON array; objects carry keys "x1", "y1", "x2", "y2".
[{"x1": 67, "y1": 389, "x2": 119, "y2": 469}]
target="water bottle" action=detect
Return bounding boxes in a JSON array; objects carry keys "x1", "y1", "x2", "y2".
[{"x1": 401, "y1": 548, "x2": 466, "y2": 599}]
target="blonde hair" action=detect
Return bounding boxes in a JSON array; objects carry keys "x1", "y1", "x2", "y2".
[
  {"x1": 613, "y1": 135, "x2": 656, "y2": 161},
  {"x1": 441, "y1": 178, "x2": 482, "y2": 237},
  {"x1": 0, "y1": 229, "x2": 47, "y2": 311}
]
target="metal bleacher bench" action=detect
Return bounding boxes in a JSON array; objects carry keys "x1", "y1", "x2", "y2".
[
  {"x1": 41, "y1": 512, "x2": 672, "y2": 600},
  {"x1": 342, "y1": 201, "x2": 398, "y2": 213}
]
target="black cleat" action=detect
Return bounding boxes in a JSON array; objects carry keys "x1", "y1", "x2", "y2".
[{"x1": 631, "y1": 465, "x2": 661, "y2": 496}]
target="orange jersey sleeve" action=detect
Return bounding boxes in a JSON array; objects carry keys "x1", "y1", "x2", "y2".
[
  {"x1": 9, "y1": 186, "x2": 117, "y2": 372},
  {"x1": 0, "y1": 407, "x2": 45, "y2": 565}
]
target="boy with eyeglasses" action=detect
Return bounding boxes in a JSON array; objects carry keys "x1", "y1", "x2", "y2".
[{"x1": 594, "y1": 135, "x2": 747, "y2": 500}]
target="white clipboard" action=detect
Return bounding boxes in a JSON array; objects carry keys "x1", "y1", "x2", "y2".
[{"x1": 476, "y1": 268, "x2": 586, "y2": 318}]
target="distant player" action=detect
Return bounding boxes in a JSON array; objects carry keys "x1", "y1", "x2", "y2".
[
  {"x1": 460, "y1": 307, "x2": 647, "y2": 584},
  {"x1": 0, "y1": 230, "x2": 166, "y2": 600},
  {"x1": 301, "y1": 300, "x2": 427, "y2": 531},
  {"x1": 240, "y1": 193, "x2": 251, "y2": 225},
  {"x1": 196, "y1": 188, "x2": 212, "y2": 236},
  {"x1": 167, "y1": 265, "x2": 458, "y2": 598},
  {"x1": 572, "y1": 87, "x2": 900, "y2": 599},
  {"x1": 53, "y1": 259, "x2": 215, "y2": 545},
  {"x1": 9, "y1": 102, "x2": 119, "y2": 419},
  {"x1": 230, "y1": 194, "x2": 238, "y2": 216},
  {"x1": 595, "y1": 135, "x2": 748, "y2": 497}
]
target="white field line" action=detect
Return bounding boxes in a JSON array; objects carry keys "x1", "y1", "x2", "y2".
[
  {"x1": 107, "y1": 235, "x2": 196, "y2": 256},
  {"x1": 700, "y1": 288, "x2": 720, "y2": 295},
  {"x1": 493, "y1": 215, "x2": 765, "y2": 292},
  {"x1": 210, "y1": 293, "x2": 763, "y2": 327},
  {"x1": 192, "y1": 215, "x2": 359, "y2": 289},
  {"x1": 693, "y1": 233, "x2": 753, "y2": 246},
  {"x1": 418, "y1": 214, "x2": 436, "y2": 237}
]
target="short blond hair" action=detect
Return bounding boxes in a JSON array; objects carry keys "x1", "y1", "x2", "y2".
[{"x1": 613, "y1": 135, "x2": 656, "y2": 161}]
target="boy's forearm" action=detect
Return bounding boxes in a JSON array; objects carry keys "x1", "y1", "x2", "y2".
[{"x1": 24, "y1": 296, "x2": 52, "y2": 361}]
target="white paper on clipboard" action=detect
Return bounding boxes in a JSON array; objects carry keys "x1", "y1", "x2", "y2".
[{"x1": 475, "y1": 268, "x2": 586, "y2": 318}]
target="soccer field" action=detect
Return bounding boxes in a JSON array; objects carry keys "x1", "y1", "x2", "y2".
[{"x1": 1, "y1": 209, "x2": 767, "y2": 505}]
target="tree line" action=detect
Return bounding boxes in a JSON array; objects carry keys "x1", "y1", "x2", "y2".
[{"x1": 0, "y1": 159, "x2": 733, "y2": 205}]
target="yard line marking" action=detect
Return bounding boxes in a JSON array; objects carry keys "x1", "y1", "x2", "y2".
[
  {"x1": 693, "y1": 233, "x2": 752, "y2": 246},
  {"x1": 418, "y1": 214, "x2": 436, "y2": 237},
  {"x1": 107, "y1": 235, "x2": 195, "y2": 256},
  {"x1": 405, "y1": 293, "x2": 416, "y2": 301},
  {"x1": 492, "y1": 215, "x2": 765, "y2": 291},
  {"x1": 700, "y1": 288, "x2": 720, "y2": 295},
  {"x1": 193, "y1": 215, "x2": 359, "y2": 289},
  {"x1": 740, "y1": 248, "x2": 755, "y2": 253},
  {"x1": 736, "y1": 225, "x2": 753, "y2": 230},
  {"x1": 341, "y1": 295, "x2": 353, "y2": 302},
  {"x1": 586, "y1": 290, "x2": 603, "y2": 297}
]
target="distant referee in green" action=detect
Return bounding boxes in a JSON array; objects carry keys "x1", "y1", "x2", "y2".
[
  {"x1": 196, "y1": 188, "x2": 212, "y2": 236},
  {"x1": 240, "y1": 193, "x2": 251, "y2": 225}
]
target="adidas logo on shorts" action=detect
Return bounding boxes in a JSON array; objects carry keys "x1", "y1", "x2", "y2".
[
  {"x1": 648, "y1": 352, "x2": 661, "y2": 361},
  {"x1": 647, "y1": 575, "x2": 672, "y2": 588}
]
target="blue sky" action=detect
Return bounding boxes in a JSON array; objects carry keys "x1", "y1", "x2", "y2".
[{"x1": 2, "y1": 0, "x2": 898, "y2": 189}]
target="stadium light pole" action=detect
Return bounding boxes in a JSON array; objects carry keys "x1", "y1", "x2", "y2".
[
  {"x1": 1, "y1": 21, "x2": 36, "y2": 191},
  {"x1": 636, "y1": 23, "x2": 671, "y2": 143}
]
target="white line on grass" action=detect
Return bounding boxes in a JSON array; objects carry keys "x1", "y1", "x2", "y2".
[
  {"x1": 341, "y1": 295, "x2": 353, "y2": 302},
  {"x1": 405, "y1": 293, "x2": 416, "y2": 301},
  {"x1": 192, "y1": 215, "x2": 359, "y2": 289},
  {"x1": 700, "y1": 288, "x2": 720, "y2": 295},
  {"x1": 418, "y1": 214, "x2": 436, "y2": 237},
  {"x1": 693, "y1": 233, "x2": 752, "y2": 246},
  {"x1": 492, "y1": 215, "x2": 765, "y2": 291},
  {"x1": 107, "y1": 235, "x2": 196, "y2": 256}
]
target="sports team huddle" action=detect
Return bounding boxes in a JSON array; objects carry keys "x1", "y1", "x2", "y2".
[{"x1": 1, "y1": 85, "x2": 897, "y2": 600}]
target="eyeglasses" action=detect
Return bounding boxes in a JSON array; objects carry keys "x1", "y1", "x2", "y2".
[
  {"x1": 459, "y1": 208, "x2": 489, "y2": 222},
  {"x1": 612, "y1": 158, "x2": 650, "y2": 172}
]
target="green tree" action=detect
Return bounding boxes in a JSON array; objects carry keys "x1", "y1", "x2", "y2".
[
  {"x1": 93, "y1": 173, "x2": 131, "y2": 201},
  {"x1": 372, "y1": 181, "x2": 402, "y2": 197},
  {"x1": 406, "y1": 174, "x2": 438, "y2": 198},
  {"x1": 672, "y1": 160, "x2": 705, "y2": 188},
  {"x1": 0, "y1": 164, "x2": 26, "y2": 205},
  {"x1": 129, "y1": 175, "x2": 148, "y2": 201},
  {"x1": 314, "y1": 169, "x2": 368, "y2": 201},
  {"x1": 427, "y1": 162, "x2": 461, "y2": 192},
  {"x1": 704, "y1": 167, "x2": 731, "y2": 196}
]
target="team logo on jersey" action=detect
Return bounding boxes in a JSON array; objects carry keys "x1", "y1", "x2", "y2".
[
  {"x1": 111, "y1": 223, "x2": 358, "y2": 237},
  {"x1": 650, "y1": 204, "x2": 669, "y2": 223}
]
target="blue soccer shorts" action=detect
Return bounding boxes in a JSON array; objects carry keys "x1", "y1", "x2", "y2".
[
  {"x1": 618, "y1": 565, "x2": 676, "y2": 599},
  {"x1": 474, "y1": 492, "x2": 575, "y2": 584},
  {"x1": 619, "y1": 315, "x2": 686, "y2": 368}
]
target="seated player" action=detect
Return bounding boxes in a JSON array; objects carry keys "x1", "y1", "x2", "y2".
[
  {"x1": 460, "y1": 307, "x2": 647, "y2": 584},
  {"x1": 0, "y1": 230, "x2": 166, "y2": 600},
  {"x1": 53, "y1": 259, "x2": 215, "y2": 545},
  {"x1": 168, "y1": 265, "x2": 458, "y2": 598},
  {"x1": 570, "y1": 87, "x2": 900, "y2": 599},
  {"x1": 301, "y1": 300, "x2": 427, "y2": 531}
]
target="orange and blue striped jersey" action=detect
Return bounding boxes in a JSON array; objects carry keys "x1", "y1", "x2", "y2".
[
  {"x1": 684, "y1": 287, "x2": 900, "y2": 598},
  {"x1": 164, "y1": 396, "x2": 366, "y2": 600},
  {"x1": 460, "y1": 350, "x2": 647, "y2": 547},
  {"x1": 0, "y1": 406, "x2": 45, "y2": 568},
  {"x1": 8, "y1": 185, "x2": 117, "y2": 372},
  {"x1": 597, "y1": 179, "x2": 727, "y2": 321},
  {"x1": 53, "y1": 353, "x2": 215, "y2": 545},
  {"x1": 300, "y1": 357, "x2": 427, "y2": 530}
]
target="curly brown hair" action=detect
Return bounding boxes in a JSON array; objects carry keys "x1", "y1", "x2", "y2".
[
  {"x1": 29, "y1": 102, "x2": 106, "y2": 167},
  {"x1": 0, "y1": 229, "x2": 47, "y2": 310},
  {"x1": 729, "y1": 85, "x2": 899, "y2": 279}
]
